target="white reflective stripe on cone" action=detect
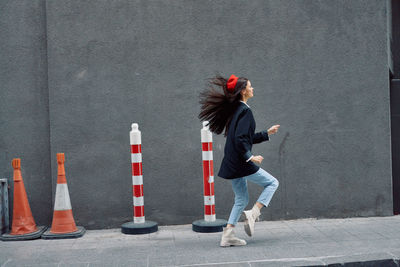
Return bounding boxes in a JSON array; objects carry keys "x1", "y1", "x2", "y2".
[
  {"x1": 204, "y1": 195, "x2": 215, "y2": 205},
  {"x1": 54, "y1": 184, "x2": 72, "y2": 211},
  {"x1": 134, "y1": 216, "x2": 145, "y2": 224},
  {"x1": 202, "y1": 151, "x2": 213, "y2": 161},
  {"x1": 204, "y1": 214, "x2": 216, "y2": 222},
  {"x1": 132, "y1": 175, "x2": 143, "y2": 185},
  {"x1": 208, "y1": 176, "x2": 214, "y2": 183},
  {"x1": 131, "y1": 153, "x2": 142, "y2": 163},
  {"x1": 133, "y1": 196, "x2": 144, "y2": 206}
]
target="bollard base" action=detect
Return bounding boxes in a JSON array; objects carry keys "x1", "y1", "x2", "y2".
[
  {"x1": 192, "y1": 219, "x2": 227, "y2": 233},
  {"x1": 41, "y1": 226, "x2": 86, "y2": 240},
  {"x1": 121, "y1": 221, "x2": 158, "y2": 235},
  {"x1": 1, "y1": 226, "x2": 47, "y2": 241}
]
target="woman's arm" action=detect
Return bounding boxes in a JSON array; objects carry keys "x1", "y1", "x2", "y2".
[
  {"x1": 234, "y1": 109, "x2": 254, "y2": 162},
  {"x1": 267, "y1": 125, "x2": 280, "y2": 135},
  {"x1": 253, "y1": 125, "x2": 280, "y2": 144},
  {"x1": 253, "y1": 130, "x2": 269, "y2": 144}
]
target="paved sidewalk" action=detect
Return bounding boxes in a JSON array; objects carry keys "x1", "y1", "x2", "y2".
[{"x1": 1, "y1": 216, "x2": 400, "y2": 267}]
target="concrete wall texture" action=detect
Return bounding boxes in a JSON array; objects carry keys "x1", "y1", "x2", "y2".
[
  {"x1": 0, "y1": 0, "x2": 393, "y2": 229},
  {"x1": 0, "y1": 0, "x2": 53, "y2": 226}
]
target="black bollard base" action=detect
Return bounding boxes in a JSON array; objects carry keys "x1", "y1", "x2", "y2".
[
  {"x1": 192, "y1": 219, "x2": 227, "y2": 233},
  {"x1": 41, "y1": 226, "x2": 85, "y2": 240},
  {"x1": 121, "y1": 221, "x2": 158, "y2": 235}
]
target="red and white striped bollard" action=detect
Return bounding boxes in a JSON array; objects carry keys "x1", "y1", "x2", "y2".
[
  {"x1": 130, "y1": 123, "x2": 145, "y2": 223},
  {"x1": 121, "y1": 123, "x2": 158, "y2": 234},
  {"x1": 192, "y1": 121, "x2": 227, "y2": 232},
  {"x1": 201, "y1": 121, "x2": 216, "y2": 222}
]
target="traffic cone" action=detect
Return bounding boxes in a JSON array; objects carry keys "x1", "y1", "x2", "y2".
[
  {"x1": 1, "y1": 159, "x2": 47, "y2": 241},
  {"x1": 42, "y1": 153, "x2": 85, "y2": 239}
]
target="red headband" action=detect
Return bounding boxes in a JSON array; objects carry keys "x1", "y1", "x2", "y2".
[{"x1": 226, "y1": 74, "x2": 238, "y2": 92}]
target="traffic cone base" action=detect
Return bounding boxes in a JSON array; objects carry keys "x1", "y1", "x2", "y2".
[
  {"x1": 42, "y1": 226, "x2": 85, "y2": 240},
  {"x1": 1, "y1": 226, "x2": 47, "y2": 241}
]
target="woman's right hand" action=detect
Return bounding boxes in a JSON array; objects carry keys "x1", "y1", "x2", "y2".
[{"x1": 251, "y1": 155, "x2": 264, "y2": 164}]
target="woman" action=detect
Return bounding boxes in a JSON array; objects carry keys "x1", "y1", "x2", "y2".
[{"x1": 199, "y1": 74, "x2": 280, "y2": 247}]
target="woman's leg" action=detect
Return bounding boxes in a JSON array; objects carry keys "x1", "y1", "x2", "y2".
[
  {"x1": 247, "y1": 168, "x2": 279, "y2": 208},
  {"x1": 220, "y1": 178, "x2": 248, "y2": 247},
  {"x1": 227, "y1": 178, "x2": 249, "y2": 227},
  {"x1": 243, "y1": 168, "x2": 279, "y2": 236}
]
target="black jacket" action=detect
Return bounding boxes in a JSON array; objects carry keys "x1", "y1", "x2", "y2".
[{"x1": 218, "y1": 102, "x2": 269, "y2": 179}]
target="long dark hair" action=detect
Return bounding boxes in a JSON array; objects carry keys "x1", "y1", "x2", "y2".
[{"x1": 198, "y1": 74, "x2": 249, "y2": 136}]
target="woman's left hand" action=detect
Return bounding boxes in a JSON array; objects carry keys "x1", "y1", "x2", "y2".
[{"x1": 267, "y1": 125, "x2": 280, "y2": 135}]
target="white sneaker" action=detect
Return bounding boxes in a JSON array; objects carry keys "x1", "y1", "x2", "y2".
[
  {"x1": 243, "y1": 206, "x2": 261, "y2": 237},
  {"x1": 220, "y1": 227, "x2": 247, "y2": 247}
]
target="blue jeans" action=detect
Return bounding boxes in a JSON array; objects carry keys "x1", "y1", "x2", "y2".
[{"x1": 227, "y1": 168, "x2": 279, "y2": 225}]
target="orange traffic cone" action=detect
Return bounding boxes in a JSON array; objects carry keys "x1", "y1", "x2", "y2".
[
  {"x1": 1, "y1": 159, "x2": 47, "y2": 241},
  {"x1": 42, "y1": 153, "x2": 85, "y2": 239}
]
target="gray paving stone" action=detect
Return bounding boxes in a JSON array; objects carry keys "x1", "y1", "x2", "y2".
[
  {"x1": 284, "y1": 227, "x2": 328, "y2": 243},
  {"x1": 102, "y1": 248, "x2": 148, "y2": 261},
  {"x1": 314, "y1": 227, "x2": 359, "y2": 242},
  {"x1": 21, "y1": 264, "x2": 59, "y2": 267},
  {"x1": 212, "y1": 248, "x2": 258, "y2": 262},
  {"x1": 308, "y1": 241, "x2": 353, "y2": 256},
  {"x1": 372, "y1": 229, "x2": 400, "y2": 239},
  {"x1": 222, "y1": 247, "x2": 278, "y2": 263},
  {"x1": 258, "y1": 221, "x2": 290, "y2": 230},
  {"x1": 346, "y1": 232, "x2": 387, "y2": 241},
  {"x1": 2, "y1": 259, "x2": 59, "y2": 267},
  {"x1": 70, "y1": 241, "x2": 99, "y2": 250},
  {"x1": 306, "y1": 219, "x2": 343, "y2": 226},
  {"x1": 58, "y1": 263, "x2": 90, "y2": 267},
  {"x1": 249, "y1": 259, "x2": 325, "y2": 267},
  {"x1": 148, "y1": 229, "x2": 174, "y2": 240},
  {"x1": 173, "y1": 228, "x2": 198, "y2": 240},
  {"x1": 88, "y1": 260, "x2": 119, "y2": 267},
  {"x1": 118, "y1": 259, "x2": 147, "y2": 267},
  {"x1": 265, "y1": 243, "x2": 317, "y2": 259},
  {"x1": 258, "y1": 231, "x2": 308, "y2": 245},
  {"x1": 175, "y1": 254, "x2": 213, "y2": 266},
  {"x1": 148, "y1": 252, "x2": 176, "y2": 267},
  {"x1": 182, "y1": 263, "x2": 250, "y2": 267}
]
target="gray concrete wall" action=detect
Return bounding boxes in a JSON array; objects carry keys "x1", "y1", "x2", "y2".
[
  {"x1": 392, "y1": 0, "x2": 400, "y2": 78},
  {"x1": 0, "y1": 0, "x2": 52, "y2": 225},
  {"x1": 1, "y1": 0, "x2": 393, "y2": 229}
]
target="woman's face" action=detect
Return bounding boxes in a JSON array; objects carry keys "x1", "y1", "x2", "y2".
[{"x1": 241, "y1": 80, "x2": 254, "y2": 99}]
